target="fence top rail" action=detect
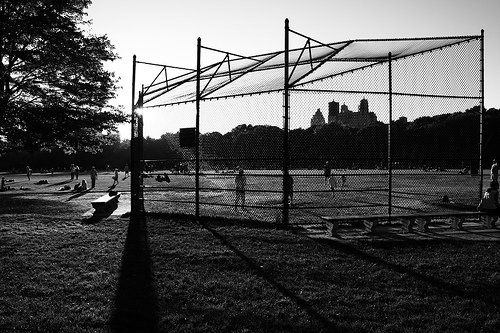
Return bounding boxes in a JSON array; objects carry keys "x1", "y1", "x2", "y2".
[{"x1": 138, "y1": 33, "x2": 481, "y2": 107}]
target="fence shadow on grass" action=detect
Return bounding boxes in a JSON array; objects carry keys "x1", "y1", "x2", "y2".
[
  {"x1": 110, "y1": 214, "x2": 160, "y2": 333},
  {"x1": 314, "y1": 237, "x2": 500, "y2": 307},
  {"x1": 200, "y1": 220, "x2": 340, "y2": 332}
]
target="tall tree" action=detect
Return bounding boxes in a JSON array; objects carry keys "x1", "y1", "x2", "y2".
[{"x1": 0, "y1": 0, "x2": 126, "y2": 154}]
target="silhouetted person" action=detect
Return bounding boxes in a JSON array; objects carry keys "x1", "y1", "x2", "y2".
[
  {"x1": 491, "y1": 159, "x2": 498, "y2": 183},
  {"x1": 328, "y1": 175, "x2": 337, "y2": 198},
  {"x1": 324, "y1": 161, "x2": 331, "y2": 185},
  {"x1": 112, "y1": 168, "x2": 119, "y2": 186},
  {"x1": 479, "y1": 181, "x2": 499, "y2": 214},
  {"x1": 90, "y1": 166, "x2": 98, "y2": 188},
  {"x1": 234, "y1": 167, "x2": 246, "y2": 210},
  {"x1": 287, "y1": 174, "x2": 294, "y2": 205},
  {"x1": 70, "y1": 164, "x2": 76, "y2": 180}
]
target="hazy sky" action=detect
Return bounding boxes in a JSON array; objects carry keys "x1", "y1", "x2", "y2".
[{"x1": 86, "y1": 0, "x2": 500, "y2": 139}]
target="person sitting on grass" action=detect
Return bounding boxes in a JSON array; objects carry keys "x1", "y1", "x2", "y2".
[
  {"x1": 479, "y1": 181, "x2": 499, "y2": 214},
  {"x1": 73, "y1": 179, "x2": 88, "y2": 192},
  {"x1": 1, "y1": 177, "x2": 8, "y2": 191},
  {"x1": 155, "y1": 173, "x2": 170, "y2": 182}
]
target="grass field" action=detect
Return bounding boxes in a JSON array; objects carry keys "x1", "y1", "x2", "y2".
[
  {"x1": 141, "y1": 168, "x2": 486, "y2": 224},
  {"x1": 1, "y1": 171, "x2": 500, "y2": 332}
]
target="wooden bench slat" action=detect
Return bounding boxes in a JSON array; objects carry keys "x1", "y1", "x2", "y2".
[{"x1": 321, "y1": 211, "x2": 495, "y2": 236}]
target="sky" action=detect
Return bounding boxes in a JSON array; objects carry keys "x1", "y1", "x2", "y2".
[{"x1": 86, "y1": 0, "x2": 500, "y2": 140}]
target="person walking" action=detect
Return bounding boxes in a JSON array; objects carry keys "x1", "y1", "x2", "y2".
[
  {"x1": 26, "y1": 166, "x2": 31, "y2": 181},
  {"x1": 90, "y1": 166, "x2": 98, "y2": 188},
  {"x1": 234, "y1": 167, "x2": 246, "y2": 210},
  {"x1": 112, "y1": 168, "x2": 119, "y2": 186}
]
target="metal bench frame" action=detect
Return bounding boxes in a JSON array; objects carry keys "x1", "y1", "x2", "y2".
[{"x1": 321, "y1": 211, "x2": 497, "y2": 236}]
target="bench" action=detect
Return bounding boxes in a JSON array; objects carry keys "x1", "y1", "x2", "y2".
[
  {"x1": 91, "y1": 191, "x2": 121, "y2": 214},
  {"x1": 321, "y1": 211, "x2": 497, "y2": 236}
]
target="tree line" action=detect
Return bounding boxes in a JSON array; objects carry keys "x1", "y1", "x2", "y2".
[{"x1": 1, "y1": 106, "x2": 499, "y2": 173}]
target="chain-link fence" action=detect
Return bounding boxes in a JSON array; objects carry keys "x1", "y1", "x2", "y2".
[{"x1": 132, "y1": 27, "x2": 484, "y2": 225}]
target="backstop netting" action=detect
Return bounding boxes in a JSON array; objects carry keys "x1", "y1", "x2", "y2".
[{"x1": 132, "y1": 23, "x2": 484, "y2": 224}]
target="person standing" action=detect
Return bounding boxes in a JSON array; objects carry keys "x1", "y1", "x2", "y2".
[
  {"x1": 234, "y1": 167, "x2": 246, "y2": 210},
  {"x1": 287, "y1": 174, "x2": 294, "y2": 206},
  {"x1": 491, "y1": 159, "x2": 498, "y2": 183},
  {"x1": 124, "y1": 164, "x2": 129, "y2": 179},
  {"x1": 112, "y1": 168, "x2": 119, "y2": 186},
  {"x1": 75, "y1": 165, "x2": 79, "y2": 180},
  {"x1": 328, "y1": 175, "x2": 337, "y2": 198},
  {"x1": 70, "y1": 164, "x2": 76, "y2": 180},
  {"x1": 340, "y1": 174, "x2": 347, "y2": 189},
  {"x1": 90, "y1": 166, "x2": 98, "y2": 188},
  {"x1": 323, "y1": 161, "x2": 331, "y2": 185},
  {"x1": 26, "y1": 166, "x2": 31, "y2": 181}
]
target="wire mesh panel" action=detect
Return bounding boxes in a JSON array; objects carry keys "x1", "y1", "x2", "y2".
[
  {"x1": 288, "y1": 90, "x2": 391, "y2": 222},
  {"x1": 388, "y1": 38, "x2": 482, "y2": 212},
  {"x1": 198, "y1": 95, "x2": 285, "y2": 221},
  {"x1": 133, "y1": 29, "x2": 483, "y2": 224},
  {"x1": 141, "y1": 94, "x2": 286, "y2": 222},
  {"x1": 285, "y1": 37, "x2": 482, "y2": 223}
]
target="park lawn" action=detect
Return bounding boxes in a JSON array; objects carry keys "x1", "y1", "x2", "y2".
[
  {"x1": 1, "y1": 171, "x2": 500, "y2": 332},
  {"x1": 1, "y1": 191, "x2": 500, "y2": 332}
]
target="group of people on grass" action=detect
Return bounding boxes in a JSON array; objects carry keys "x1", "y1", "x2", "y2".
[
  {"x1": 63, "y1": 166, "x2": 98, "y2": 192},
  {"x1": 324, "y1": 161, "x2": 347, "y2": 198},
  {"x1": 74, "y1": 165, "x2": 128, "y2": 190},
  {"x1": 233, "y1": 161, "x2": 347, "y2": 211},
  {"x1": 20, "y1": 164, "x2": 130, "y2": 192}
]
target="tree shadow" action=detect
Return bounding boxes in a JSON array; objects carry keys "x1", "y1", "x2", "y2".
[{"x1": 110, "y1": 214, "x2": 159, "y2": 333}]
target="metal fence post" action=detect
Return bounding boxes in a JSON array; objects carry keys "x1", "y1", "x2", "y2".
[
  {"x1": 388, "y1": 52, "x2": 393, "y2": 218},
  {"x1": 282, "y1": 18, "x2": 290, "y2": 225},
  {"x1": 196, "y1": 37, "x2": 201, "y2": 219},
  {"x1": 479, "y1": 29, "x2": 485, "y2": 199}
]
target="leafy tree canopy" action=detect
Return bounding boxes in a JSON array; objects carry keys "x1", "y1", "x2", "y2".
[{"x1": 0, "y1": 0, "x2": 127, "y2": 154}]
